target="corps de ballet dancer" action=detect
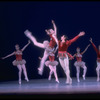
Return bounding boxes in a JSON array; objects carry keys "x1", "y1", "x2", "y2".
[
  {"x1": 24, "y1": 20, "x2": 58, "y2": 75},
  {"x1": 39, "y1": 47, "x2": 59, "y2": 83},
  {"x1": 90, "y1": 38, "x2": 100, "y2": 82},
  {"x1": 73, "y1": 44, "x2": 90, "y2": 82},
  {"x1": 58, "y1": 31, "x2": 85, "y2": 84},
  {"x1": 1, "y1": 40, "x2": 30, "y2": 84}
]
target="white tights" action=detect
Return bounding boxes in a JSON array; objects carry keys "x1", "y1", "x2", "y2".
[{"x1": 17, "y1": 64, "x2": 29, "y2": 84}]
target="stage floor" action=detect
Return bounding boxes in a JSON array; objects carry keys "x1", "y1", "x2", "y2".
[{"x1": 0, "y1": 77, "x2": 100, "y2": 99}]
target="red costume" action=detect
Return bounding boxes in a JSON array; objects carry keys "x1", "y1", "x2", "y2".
[
  {"x1": 91, "y1": 42, "x2": 100, "y2": 62},
  {"x1": 58, "y1": 35, "x2": 79, "y2": 58},
  {"x1": 76, "y1": 54, "x2": 82, "y2": 62},
  {"x1": 49, "y1": 34, "x2": 56, "y2": 48},
  {"x1": 15, "y1": 54, "x2": 22, "y2": 61}
]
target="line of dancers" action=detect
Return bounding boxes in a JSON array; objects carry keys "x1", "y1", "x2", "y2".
[{"x1": 1, "y1": 20, "x2": 100, "y2": 84}]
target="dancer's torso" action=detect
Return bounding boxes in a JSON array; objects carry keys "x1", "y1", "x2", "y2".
[
  {"x1": 15, "y1": 50, "x2": 23, "y2": 61},
  {"x1": 76, "y1": 53, "x2": 82, "y2": 62},
  {"x1": 49, "y1": 34, "x2": 56, "y2": 48}
]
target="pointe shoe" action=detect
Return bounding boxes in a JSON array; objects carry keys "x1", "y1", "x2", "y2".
[
  {"x1": 55, "y1": 79, "x2": 59, "y2": 83},
  {"x1": 82, "y1": 75, "x2": 85, "y2": 80},
  {"x1": 97, "y1": 78, "x2": 99, "y2": 82},
  {"x1": 48, "y1": 77, "x2": 51, "y2": 81},
  {"x1": 77, "y1": 79, "x2": 80, "y2": 83},
  {"x1": 25, "y1": 78, "x2": 29, "y2": 82},
  {"x1": 24, "y1": 30, "x2": 32, "y2": 37},
  {"x1": 69, "y1": 78, "x2": 72, "y2": 84},
  {"x1": 38, "y1": 68, "x2": 43, "y2": 75},
  {"x1": 66, "y1": 78, "x2": 72, "y2": 85},
  {"x1": 19, "y1": 80, "x2": 21, "y2": 85}
]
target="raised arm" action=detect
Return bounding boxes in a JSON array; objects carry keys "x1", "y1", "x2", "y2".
[
  {"x1": 89, "y1": 38, "x2": 98, "y2": 54},
  {"x1": 24, "y1": 30, "x2": 44, "y2": 48},
  {"x1": 70, "y1": 31, "x2": 85, "y2": 44},
  {"x1": 81, "y1": 44, "x2": 91, "y2": 55},
  {"x1": 52, "y1": 20, "x2": 57, "y2": 35},
  {"x1": 1, "y1": 52, "x2": 15, "y2": 60},
  {"x1": 21, "y1": 40, "x2": 31, "y2": 52}
]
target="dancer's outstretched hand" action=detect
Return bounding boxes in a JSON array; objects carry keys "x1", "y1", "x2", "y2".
[
  {"x1": 89, "y1": 38, "x2": 93, "y2": 43},
  {"x1": 52, "y1": 20, "x2": 54, "y2": 24},
  {"x1": 78, "y1": 31, "x2": 85, "y2": 37}
]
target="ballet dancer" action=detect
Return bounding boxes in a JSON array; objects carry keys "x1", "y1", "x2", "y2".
[
  {"x1": 2, "y1": 40, "x2": 30, "y2": 84},
  {"x1": 58, "y1": 31, "x2": 85, "y2": 84},
  {"x1": 90, "y1": 38, "x2": 100, "y2": 81},
  {"x1": 24, "y1": 20, "x2": 58, "y2": 75},
  {"x1": 39, "y1": 47, "x2": 59, "y2": 83},
  {"x1": 73, "y1": 44, "x2": 90, "y2": 82}
]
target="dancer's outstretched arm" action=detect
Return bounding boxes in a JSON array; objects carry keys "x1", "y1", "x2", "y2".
[
  {"x1": 1, "y1": 52, "x2": 15, "y2": 59},
  {"x1": 70, "y1": 31, "x2": 85, "y2": 44},
  {"x1": 24, "y1": 30, "x2": 44, "y2": 48},
  {"x1": 81, "y1": 44, "x2": 91, "y2": 55},
  {"x1": 72, "y1": 54, "x2": 76, "y2": 58},
  {"x1": 52, "y1": 20, "x2": 57, "y2": 35},
  {"x1": 89, "y1": 38, "x2": 98, "y2": 53},
  {"x1": 21, "y1": 40, "x2": 31, "y2": 51}
]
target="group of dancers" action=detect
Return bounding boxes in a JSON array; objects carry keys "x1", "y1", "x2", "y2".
[{"x1": 1, "y1": 20, "x2": 100, "y2": 85}]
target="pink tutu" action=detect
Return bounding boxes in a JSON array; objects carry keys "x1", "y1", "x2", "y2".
[
  {"x1": 12, "y1": 59, "x2": 26, "y2": 66},
  {"x1": 45, "y1": 61, "x2": 58, "y2": 67}
]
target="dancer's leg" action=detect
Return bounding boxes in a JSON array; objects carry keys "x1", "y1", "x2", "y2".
[
  {"x1": 53, "y1": 66, "x2": 59, "y2": 83},
  {"x1": 48, "y1": 65, "x2": 53, "y2": 80},
  {"x1": 96, "y1": 62, "x2": 100, "y2": 81},
  {"x1": 76, "y1": 66, "x2": 80, "y2": 82},
  {"x1": 82, "y1": 65, "x2": 87, "y2": 80},
  {"x1": 21, "y1": 64, "x2": 29, "y2": 82},
  {"x1": 64, "y1": 57, "x2": 72, "y2": 84},
  {"x1": 38, "y1": 50, "x2": 49, "y2": 75},
  {"x1": 17, "y1": 65, "x2": 22, "y2": 84}
]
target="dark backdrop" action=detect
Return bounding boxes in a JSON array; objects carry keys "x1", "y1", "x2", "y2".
[{"x1": 0, "y1": 1, "x2": 100, "y2": 82}]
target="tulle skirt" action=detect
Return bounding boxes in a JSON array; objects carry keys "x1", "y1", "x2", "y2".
[
  {"x1": 74, "y1": 61, "x2": 85, "y2": 67},
  {"x1": 12, "y1": 59, "x2": 26, "y2": 66},
  {"x1": 45, "y1": 61, "x2": 58, "y2": 67}
]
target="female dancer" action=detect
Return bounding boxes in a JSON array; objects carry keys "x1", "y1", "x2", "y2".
[
  {"x1": 2, "y1": 40, "x2": 30, "y2": 84},
  {"x1": 58, "y1": 31, "x2": 85, "y2": 84},
  {"x1": 90, "y1": 38, "x2": 100, "y2": 81},
  {"x1": 24, "y1": 20, "x2": 58, "y2": 75},
  {"x1": 73, "y1": 44, "x2": 90, "y2": 82},
  {"x1": 39, "y1": 47, "x2": 59, "y2": 83}
]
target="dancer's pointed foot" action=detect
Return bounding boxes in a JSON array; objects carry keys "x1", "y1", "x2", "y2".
[
  {"x1": 77, "y1": 79, "x2": 80, "y2": 83},
  {"x1": 19, "y1": 79, "x2": 21, "y2": 85},
  {"x1": 38, "y1": 68, "x2": 43, "y2": 75},
  {"x1": 82, "y1": 75, "x2": 85, "y2": 80},
  {"x1": 25, "y1": 78, "x2": 29, "y2": 82},
  {"x1": 97, "y1": 77, "x2": 99, "y2": 82},
  {"x1": 55, "y1": 79, "x2": 59, "y2": 83},
  {"x1": 24, "y1": 30, "x2": 32, "y2": 37}
]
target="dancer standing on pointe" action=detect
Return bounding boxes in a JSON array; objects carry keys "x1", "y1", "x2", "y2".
[
  {"x1": 58, "y1": 31, "x2": 85, "y2": 84},
  {"x1": 39, "y1": 47, "x2": 59, "y2": 83},
  {"x1": 24, "y1": 20, "x2": 58, "y2": 75},
  {"x1": 73, "y1": 44, "x2": 90, "y2": 82},
  {"x1": 90, "y1": 38, "x2": 100, "y2": 82},
  {"x1": 1, "y1": 40, "x2": 30, "y2": 84}
]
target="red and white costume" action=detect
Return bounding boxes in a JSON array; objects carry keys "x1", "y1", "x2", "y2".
[
  {"x1": 12, "y1": 51, "x2": 26, "y2": 66},
  {"x1": 74, "y1": 53, "x2": 87, "y2": 82},
  {"x1": 45, "y1": 52, "x2": 59, "y2": 83},
  {"x1": 12, "y1": 50, "x2": 28, "y2": 84},
  {"x1": 58, "y1": 35, "x2": 79, "y2": 84},
  {"x1": 24, "y1": 30, "x2": 58, "y2": 75},
  {"x1": 91, "y1": 42, "x2": 100, "y2": 81}
]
